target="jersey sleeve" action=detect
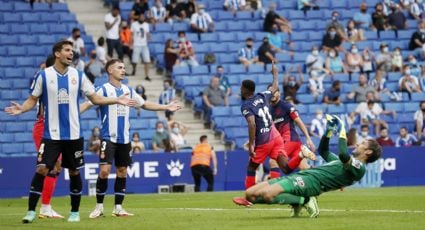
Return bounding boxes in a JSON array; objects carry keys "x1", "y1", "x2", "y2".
[
  {"x1": 80, "y1": 73, "x2": 96, "y2": 96},
  {"x1": 30, "y1": 72, "x2": 43, "y2": 97},
  {"x1": 241, "y1": 104, "x2": 254, "y2": 118},
  {"x1": 343, "y1": 156, "x2": 366, "y2": 181},
  {"x1": 260, "y1": 90, "x2": 273, "y2": 103},
  {"x1": 288, "y1": 104, "x2": 299, "y2": 120},
  {"x1": 131, "y1": 88, "x2": 146, "y2": 107}
]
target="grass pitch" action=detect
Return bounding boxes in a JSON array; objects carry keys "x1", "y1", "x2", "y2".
[{"x1": 1, "y1": 187, "x2": 425, "y2": 230}]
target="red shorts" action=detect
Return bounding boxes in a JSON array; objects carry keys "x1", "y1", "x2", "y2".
[
  {"x1": 252, "y1": 136, "x2": 287, "y2": 164},
  {"x1": 283, "y1": 141, "x2": 302, "y2": 159}
]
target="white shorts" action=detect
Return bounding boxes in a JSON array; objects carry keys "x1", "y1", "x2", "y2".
[{"x1": 132, "y1": 45, "x2": 151, "y2": 63}]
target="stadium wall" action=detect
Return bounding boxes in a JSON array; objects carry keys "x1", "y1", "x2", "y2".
[{"x1": 0, "y1": 147, "x2": 423, "y2": 198}]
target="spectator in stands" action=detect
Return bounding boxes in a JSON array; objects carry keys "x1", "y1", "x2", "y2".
[
  {"x1": 159, "y1": 80, "x2": 177, "y2": 119},
  {"x1": 224, "y1": 0, "x2": 246, "y2": 15},
  {"x1": 346, "y1": 44, "x2": 363, "y2": 74},
  {"x1": 170, "y1": 121, "x2": 190, "y2": 151},
  {"x1": 345, "y1": 19, "x2": 365, "y2": 42},
  {"x1": 369, "y1": 70, "x2": 389, "y2": 94},
  {"x1": 165, "y1": 0, "x2": 181, "y2": 23},
  {"x1": 104, "y1": 6, "x2": 124, "y2": 60},
  {"x1": 409, "y1": 0, "x2": 425, "y2": 21},
  {"x1": 357, "y1": 125, "x2": 374, "y2": 144},
  {"x1": 360, "y1": 100, "x2": 393, "y2": 136},
  {"x1": 321, "y1": 26, "x2": 343, "y2": 52},
  {"x1": 71, "y1": 51, "x2": 85, "y2": 72},
  {"x1": 327, "y1": 11, "x2": 345, "y2": 36},
  {"x1": 164, "y1": 39, "x2": 180, "y2": 77},
  {"x1": 130, "y1": 13, "x2": 152, "y2": 80},
  {"x1": 409, "y1": 21, "x2": 425, "y2": 58},
  {"x1": 348, "y1": 74, "x2": 378, "y2": 102},
  {"x1": 152, "y1": 121, "x2": 174, "y2": 152},
  {"x1": 149, "y1": 0, "x2": 167, "y2": 24},
  {"x1": 400, "y1": 0, "x2": 414, "y2": 9},
  {"x1": 419, "y1": 65, "x2": 425, "y2": 90},
  {"x1": 376, "y1": 128, "x2": 395, "y2": 146},
  {"x1": 325, "y1": 48, "x2": 347, "y2": 74},
  {"x1": 376, "y1": 43, "x2": 392, "y2": 72},
  {"x1": 96, "y1": 37, "x2": 108, "y2": 66},
  {"x1": 131, "y1": 132, "x2": 145, "y2": 154},
  {"x1": 396, "y1": 127, "x2": 418, "y2": 147},
  {"x1": 308, "y1": 70, "x2": 327, "y2": 101},
  {"x1": 131, "y1": 0, "x2": 149, "y2": 21},
  {"x1": 67, "y1": 28, "x2": 85, "y2": 57},
  {"x1": 88, "y1": 126, "x2": 101, "y2": 154},
  {"x1": 372, "y1": 3, "x2": 389, "y2": 31},
  {"x1": 305, "y1": 46, "x2": 327, "y2": 73},
  {"x1": 361, "y1": 47, "x2": 375, "y2": 78},
  {"x1": 238, "y1": 37, "x2": 260, "y2": 68},
  {"x1": 309, "y1": 109, "x2": 327, "y2": 137},
  {"x1": 120, "y1": 22, "x2": 133, "y2": 63},
  {"x1": 135, "y1": 83, "x2": 147, "y2": 98},
  {"x1": 282, "y1": 65, "x2": 303, "y2": 104},
  {"x1": 399, "y1": 64, "x2": 422, "y2": 99},
  {"x1": 177, "y1": 31, "x2": 199, "y2": 67},
  {"x1": 391, "y1": 46, "x2": 403, "y2": 72},
  {"x1": 407, "y1": 55, "x2": 421, "y2": 76},
  {"x1": 414, "y1": 101, "x2": 425, "y2": 141},
  {"x1": 298, "y1": 0, "x2": 319, "y2": 15},
  {"x1": 353, "y1": 2, "x2": 373, "y2": 30},
  {"x1": 202, "y1": 76, "x2": 229, "y2": 122},
  {"x1": 388, "y1": 4, "x2": 407, "y2": 30},
  {"x1": 267, "y1": 24, "x2": 293, "y2": 55},
  {"x1": 190, "y1": 4, "x2": 215, "y2": 33},
  {"x1": 185, "y1": 0, "x2": 197, "y2": 19},
  {"x1": 85, "y1": 50, "x2": 100, "y2": 83},
  {"x1": 216, "y1": 66, "x2": 231, "y2": 97},
  {"x1": 263, "y1": 3, "x2": 292, "y2": 34},
  {"x1": 323, "y1": 80, "x2": 341, "y2": 105},
  {"x1": 258, "y1": 37, "x2": 277, "y2": 64},
  {"x1": 383, "y1": 0, "x2": 395, "y2": 16}
]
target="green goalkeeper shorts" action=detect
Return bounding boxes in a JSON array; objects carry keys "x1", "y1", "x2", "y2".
[{"x1": 268, "y1": 175, "x2": 322, "y2": 197}]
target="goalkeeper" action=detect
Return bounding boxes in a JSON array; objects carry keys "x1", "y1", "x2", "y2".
[{"x1": 233, "y1": 115, "x2": 382, "y2": 218}]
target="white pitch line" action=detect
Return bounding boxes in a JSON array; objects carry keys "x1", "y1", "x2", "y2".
[{"x1": 164, "y1": 207, "x2": 425, "y2": 214}]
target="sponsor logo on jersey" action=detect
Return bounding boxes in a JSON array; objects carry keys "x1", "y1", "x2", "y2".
[{"x1": 58, "y1": 88, "x2": 70, "y2": 104}]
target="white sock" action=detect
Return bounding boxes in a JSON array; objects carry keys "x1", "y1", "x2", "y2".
[
  {"x1": 115, "y1": 205, "x2": 122, "y2": 210},
  {"x1": 41, "y1": 204, "x2": 51, "y2": 211},
  {"x1": 96, "y1": 203, "x2": 104, "y2": 209}
]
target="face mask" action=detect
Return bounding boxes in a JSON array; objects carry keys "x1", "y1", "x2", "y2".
[
  {"x1": 420, "y1": 29, "x2": 425, "y2": 33},
  {"x1": 410, "y1": 59, "x2": 417, "y2": 64},
  {"x1": 172, "y1": 127, "x2": 180, "y2": 133},
  {"x1": 91, "y1": 53, "x2": 97, "y2": 59},
  {"x1": 351, "y1": 48, "x2": 358, "y2": 54},
  {"x1": 133, "y1": 137, "x2": 139, "y2": 142},
  {"x1": 312, "y1": 50, "x2": 319, "y2": 56},
  {"x1": 179, "y1": 37, "x2": 186, "y2": 43},
  {"x1": 383, "y1": 47, "x2": 389, "y2": 53},
  {"x1": 272, "y1": 28, "x2": 279, "y2": 33},
  {"x1": 199, "y1": 9, "x2": 205, "y2": 14},
  {"x1": 361, "y1": 131, "x2": 368, "y2": 137},
  {"x1": 329, "y1": 52, "x2": 336, "y2": 58},
  {"x1": 157, "y1": 128, "x2": 164, "y2": 133},
  {"x1": 394, "y1": 51, "x2": 400, "y2": 55},
  {"x1": 332, "y1": 16, "x2": 337, "y2": 21},
  {"x1": 288, "y1": 81, "x2": 296, "y2": 87},
  {"x1": 216, "y1": 72, "x2": 223, "y2": 77},
  {"x1": 316, "y1": 114, "x2": 323, "y2": 119},
  {"x1": 330, "y1": 31, "x2": 336, "y2": 37},
  {"x1": 361, "y1": 8, "x2": 367, "y2": 13},
  {"x1": 384, "y1": 0, "x2": 390, "y2": 3},
  {"x1": 405, "y1": 69, "x2": 411, "y2": 75},
  {"x1": 93, "y1": 131, "x2": 100, "y2": 137},
  {"x1": 75, "y1": 34, "x2": 81, "y2": 39}
]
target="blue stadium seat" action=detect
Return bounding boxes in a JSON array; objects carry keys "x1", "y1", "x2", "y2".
[
  {"x1": 13, "y1": 2, "x2": 32, "y2": 11},
  {"x1": 214, "y1": 21, "x2": 227, "y2": 31},
  {"x1": 0, "y1": 133, "x2": 14, "y2": 143},
  {"x1": 244, "y1": 20, "x2": 262, "y2": 31},
  {"x1": 172, "y1": 22, "x2": 189, "y2": 32},
  {"x1": 210, "y1": 42, "x2": 230, "y2": 53},
  {"x1": 348, "y1": 0, "x2": 364, "y2": 8},
  {"x1": 0, "y1": 79, "x2": 12, "y2": 89},
  {"x1": 298, "y1": 21, "x2": 316, "y2": 30},
  {"x1": 411, "y1": 92, "x2": 425, "y2": 101},
  {"x1": 248, "y1": 64, "x2": 265, "y2": 74},
  {"x1": 30, "y1": 23, "x2": 49, "y2": 34},
  {"x1": 192, "y1": 43, "x2": 209, "y2": 54},
  {"x1": 296, "y1": 104, "x2": 308, "y2": 114},
  {"x1": 387, "y1": 72, "x2": 400, "y2": 82},
  {"x1": 10, "y1": 24, "x2": 30, "y2": 34},
  {"x1": 0, "y1": 58, "x2": 16, "y2": 68},
  {"x1": 290, "y1": 31, "x2": 308, "y2": 41},
  {"x1": 16, "y1": 57, "x2": 36, "y2": 67},
  {"x1": 6, "y1": 122, "x2": 27, "y2": 132},
  {"x1": 14, "y1": 133, "x2": 33, "y2": 142},
  {"x1": 308, "y1": 31, "x2": 323, "y2": 41},
  {"x1": 218, "y1": 32, "x2": 236, "y2": 42},
  {"x1": 0, "y1": 2, "x2": 13, "y2": 12},
  {"x1": 27, "y1": 46, "x2": 48, "y2": 56},
  {"x1": 384, "y1": 103, "x2": 404, "y2": 112},
  {"x1": 227, "y1": 21, "x2": 245, "y2": 31},
  {"x1": 60, "y1": 13, "x2": 77, "y2": 23},
  {"x1": 379, "y1": 30, "x2": 397, "y2": 40},
  {"x1": 363, "y1": 31, "x2": 378, "y2": 40},
  {"x1": 218, "y1": 53, "x2": 237, "y2": 63},
  {"x1": 217, "y1": 11, "x2": 234, "y2": 20},
  {"x1": 211, "y1": 107, "x2": 231, "y2": 118},
  {"x1": 41, "y1": 13, "x2": 60, "y2": 23},
  {"x1": 301, "y1": 94, "x2": 316, "y2": 104},
  {"x1": 33, "y1": 3, "x2": 51, "y2": 12},
  {"x1": 7, "y1": 46, "x2": 26, "y2": 56},
  {"x1": 37, "y1": 35, "x2": 57, "y2": 45},
  {"x1": 327, "y1": 104, "x2": 346, "y2": 113},
  {"x1": 226, "y1": 64, "x2": 245, "y2": 74},
  {"x1": 173, "y1": 65, "x2": 190, "y2": 76},
  {"x1": 155, "y1": 23, "x2": 172, "y2": 32},
  {"x1": 48, "y1": 24, "x2": 68, "y2": 34},
  {"x1": 404, "y1": 102, "x2": 418, "y2": 112},
  {"x1": 308, "y1": 104, "x2": 322, "y2": 113},
  {"x1": 236, "y1": 31, "x2": 253, "y2": 41},
  {"x1": 3, "y1": 143, "x2": 24, "y2": 154},
  {"x1": 235, "y1": 11, "x2": 252, "y2": 20},
  {"x1": 185, "y1": 33, "x2": 198, "y2": 42},
  {"x1": 3, "y1": 67, "x2": 23, "y2": 78},
  {"x1": 0, "y1": 24, "x2": 9, "y2": 34},
  {"x1": 22, "y1": 13, "x2": 40, "y2": 23},
  {"x1": 306, "y1": 10, "x2": 323, "y2": 19},
  {"x1": 3, "y1": 13, "x2": 21, "y2": 23},
  {"x1": 51, "y1": 3, "x2": 69, "y2": 12},
  {"x1": 288, "y1": 10, "x2": 305, "y2": 20},
  {"x1": 191, "y1": 65, "x2": 209, "y2": 75},
  {"x1": 200, "y1": 32, "x2": 218, "y2": 42},
  {"x1": 398, "y1": 31, "x2": 412, "y2": 40},
  {"x1": 182, "y1": 76, "x2": 201, "y2": 86},
  {"x1": 276, "y1": 53, "x2": 292, "y2": 62}
]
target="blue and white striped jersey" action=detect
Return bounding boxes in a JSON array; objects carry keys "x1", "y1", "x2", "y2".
[
  {"x1": 30, "y1": 66, "x2": 95, "y2": 140},
  {"x1": 96, "y1": 83, "x2": 145, "y2": 144}
]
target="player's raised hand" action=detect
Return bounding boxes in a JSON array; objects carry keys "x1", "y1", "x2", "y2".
[
  {"x1": 271, "y1": 61, "x2": 278, "y2": 76},
  {"x1": 117, "y1": 93, "x2": 137, "y2": 107},
  {"x1": 167, "y1": 100, "x2": 183, "y2": 112},
  {"x1": 248, "y1": 143, "x2": 256, "y2": 158},
  {"x1": 5, "y1": 101, "x2": 23, "y2": 115}
]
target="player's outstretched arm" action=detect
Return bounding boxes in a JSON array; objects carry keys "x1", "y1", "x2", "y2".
[
  {"x1": 268, "y1": 62, "x2": 279, "y2": 94},
  {"x1": 79, "y1": 101, "x2": 93, "y2": 114},
  {"x1": 141, "y1": 100, "x2": 182, "y2": 112},
  {"x1": 334, "y1": 116, "x2": 351, "y2": 164},
  {"x1": 87, "y1": 92, "x2": 137, "y2": 106},
  {"x1": 4, "y1": 96, "x2": 38, "y2": 116}
]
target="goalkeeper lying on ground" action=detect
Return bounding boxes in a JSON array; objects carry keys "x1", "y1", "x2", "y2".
[{"x1": 233, "y1": 115, "x2": 382, "y2": 218}]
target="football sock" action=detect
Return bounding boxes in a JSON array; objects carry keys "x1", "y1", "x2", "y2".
[
  {"x1": 69, "y1": 174, "x2": 82, "y2": 212},
  {"x1": 269, "y1": 167, "x2": 280, "y2": 179},
  {"x1": 114, "y1": 177, "x2": 126, "y2": 205},
  {"x1": 245, "y1": 170, "x2": 256, "y2": 189},
  {"x1": 318, "y1": 136, "x2": 330, "y2": 154},
  {"x1": 271, "y1": 193, "x2": 305, "y2": 205},
  {"x1": 28, "y1": 173, "x2": 45, "y2": 211},
  {"x1": 96, "y1": 177, "x2": 108, "y2": 204},
  {"x1": 286, "y1": 154, "x2": 302, "y2": 171},
  {"x1": 41, "y1": 172, "x2": 57, "y2": 205}
]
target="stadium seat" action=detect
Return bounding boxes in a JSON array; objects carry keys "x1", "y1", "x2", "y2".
[
  {"x1": 172, "y1": 22, "x2": 189, "y2": 32},
  {"x1": 3, "y1": 143, "x2": 24, "y2": 154},
  {"x1": 218, "y1": 53, "x2": 237, "y2": 64},
  {"x1": 16, "y1": 57, "x2": 36, "y2": 67},
  {"x1": 227, "y1": 64, "x2": 245, "y2": 73},
  {"x1": 235, "y1": 32, "x2": 253, "y2": 42},
  {"x1": 60, "y1": 13, "x2": 77, "y2": 23},
  {"x1": 411, "y1": 92, "x2": 425, "y2": 101},
  {"x1": 0, "y1": 58, "x2": 16, "y2": 68},
  {"x1": 200, "y1": 33, "x2": 218, "y2": 42},
  {"x1": 288, "y1": 10, "x2": 305, "y2": 20},
  {"x1": 217, "y1": 11, "x2": 234, "y2": 20},
  {"x1": 33, "y1": 3, "x2": 51, "y2": 12},
  {"x1": 384, "y1": 103, "x2": 404, "y2": 112},
  {"x1": 3, "y1": 13, "x2": 22, "y2": 23},
  {"x1": 48, "y1": 24, "x2": 68, "y2": 35},
  {"x1": 51, "y1": 3, "x2": 69, "y2": 12},
  {"x1": 379, "y1": 30, "x2": 397, "y2": 40},
  {"x1": 155, "y1": 23, "x2": 172, "y2": 32},
  {"x1": 191, "y1": 65, "x2": 209, "y2": 75},
  {"x1": 218, "y1": 32, "x2": 236, "y2": 42},
  {"x1": 227, "y1": 21, "x2": 245, "y2": 31},
  {"x1": 41, "y1": 13, "x2": 60, "y2": 23},
  {"x1": 245, "y1": 20, "x2": 262, "y2": 31},
  {"x1": 248, "y1": 64, "x2": 265, "y2": 74},
  {"x1": 7, "y1": 46, "x2": 26, "y2": 56},
  {"x1": 235, "y1": 11, "x2": 252, "y2": 20},
  {"x1": 327, "y1": 104, "x2": 346, "y2": 114},
  {"x1": 172, "y1": 65, "x2": 190, "y2": 76}
]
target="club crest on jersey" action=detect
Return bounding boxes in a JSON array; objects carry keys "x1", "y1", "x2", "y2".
[
  {"x1": 242, "y1": 109, "x2": 249, "y2": 116},
  {"x1": 58, "y1": 88, "x2": 69, "y2": 104},
  {"x1": 71, "y1": 78, "x2": 77, "y2": 85},
  {"x1": 295, "y1": 176, "x2": 305, "y2": 187},
  {"x1": 74, "y1": 151, "x2": 83, "y2": 158}
]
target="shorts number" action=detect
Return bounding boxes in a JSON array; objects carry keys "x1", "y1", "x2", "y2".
[
  {"x1": 101, "y1": 141, "x2": 107, "y2": 151},
  {"x1": 258, "y1": 106, "x2": 272, "y2": 127}
]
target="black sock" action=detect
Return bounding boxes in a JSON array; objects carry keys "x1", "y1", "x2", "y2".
[
  {"x1": 69, "y1": 174, "x2": 82, "y2": 212},
  {"x1": 96, "y1": 177, "x2": 108, "y2": 204},
  {"x1": 28, "y1": 173, "x2": 45, "y2": 211},
  {"x1": 303, "y1": 197, "x2": 310, "y2": 205},
  {"x1": 114, "y1": 177, "x2": 126, "y2": 205}
]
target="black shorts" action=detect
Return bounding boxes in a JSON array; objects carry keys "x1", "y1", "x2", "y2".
[
  {"x1": 99, "y1": 140, "x2": 132, "y2": 167},
  {"x1": 37, "y1": 138, "x2": 84, "y2": 170}
]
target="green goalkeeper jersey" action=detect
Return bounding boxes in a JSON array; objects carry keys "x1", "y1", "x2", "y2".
[{"x1": 297, "y1": 136, "x2": 366, "y2": 192}]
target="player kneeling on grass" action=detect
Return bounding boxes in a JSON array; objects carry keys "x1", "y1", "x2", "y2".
[{"x1": 233, "y1": 115, "x2": 382, "y2": 218}]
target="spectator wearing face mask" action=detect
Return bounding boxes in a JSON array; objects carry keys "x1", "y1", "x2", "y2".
[
  {"x1": 190, "y1": 4, "x2": 214, "y2": 34},
  {"x1": 409, "y1": 21, "x2": 425, "y2": 59},
  {"x1": 322, "y1": 26, "x2": 343, "y2": 52},
  {"x1": 376, "y1": 43, "x2": 392, "y2": 72},
  {"x1": 369, "y1": 70, "x2": 390, "y2": 94},
  {"x1": 409, "y1": 0, "x2": 425, "y2": 21},
  {"x1": 357, "y1": 125, "x2": 374, "y2": 144},
  {"x1": 152, "y1": 121, "x2": 174, "y2": 152},
  {"x1": 414, "y1": 101, "x2": 425, "y2": 141},
  {"x1": 407, "y1": 55, "x2": 421, "y2": 76},
  {"x1": 327, "y1": 11, "x2": 345, "y2": 36},
  {"x1": 305, "y1": 46, "x2": 327, "y2": 73},
  {"x1": 177, "y1": 31, "x2": 199, "y2": 67},
  {"x1": 361, "y1": 47, "x2": 375, "y2": 78},
  {"x1": 258, "y1": 37, "x2": 277, "y2": 64},
  {"x1": 308, "y1": 70, "x2": 327, "y2": 101},
  {"x1": 267, "y1": 24, "x2": 294, "y2": 55},
  {"x1": 67, "y1": 27, "x2": 86, "y2": 57},
  {"x1": 170, "y1": 122, "x2": 190, "y2": 151},
  {"x1": 238, "y1": 37, "x2": 260, "y2": 68},
  {"x1": 88, "y1": 126, "x2": 101, "y2": 154},
  {"x1": 353, "y1": 3, "x2": 373, "y2": 30},
  {"x1": 149, "y1": 0, "x2": 167, "y2": 24},
  {"x1": 399, "y1": 64, "x2": 422, "y2": 99},
  {"x1": 391, "y1": 47, "x2": 403, "y2": 72},
  {"x1": 131, "y1": 132, "x2": 145, "y2": 154},
  {"x1": 282, "y1": 65, "x2": 304, "y2": 104},
  {"x1": 376, "y1": 128, "x2": 395, "y2": 146},
  {"x1": 345, "y1": 19, "x2": 365, "y2": 42},
  {"x1": 325, "y1": 48, "x2": 347, "y2": 75},
  {"x1": 215, "y1": 65, "x2": 231, "y2": 97},
  {"x1": 309, "y1": 109, "x2": 327, "y2": 137},
  {"x1": 396, "y1": 127, "x2": 419, "y2": 147},
  {"x1": 346, "y1": 44, "x2": 363, "y2": 74}
]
